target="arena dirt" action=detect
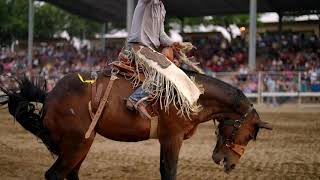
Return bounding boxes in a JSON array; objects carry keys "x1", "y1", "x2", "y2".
[{"x1": 0, "y1": 108, "x2": 319, "y2": 180}]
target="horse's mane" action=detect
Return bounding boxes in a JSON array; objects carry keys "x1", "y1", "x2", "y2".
[
  {"x1": 184, "y1": 70, "x2": 236, "y2": 90},
  {"x1": 185, "y1": 70, "x2": 252, "y2": 114}
]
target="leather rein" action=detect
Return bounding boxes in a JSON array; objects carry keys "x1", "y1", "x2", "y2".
[{"x1": 216, "y1": 105, "x2": 255, "y2": 157}]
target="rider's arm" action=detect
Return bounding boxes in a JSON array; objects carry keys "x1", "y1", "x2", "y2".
[
  {"x1": 160, "y1": 23, "x2": 173, "y2": 47},
  {"x1": 142, "y1": 0, "x2": 152, "y2": 3}
]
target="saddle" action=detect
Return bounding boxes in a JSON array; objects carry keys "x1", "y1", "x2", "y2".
[
  {"x1": 112, "y1": 61, "x2": 145, "y2": 82},
  {"x1": 84, "y1": 46, "x2": 187, "y2": 139}
]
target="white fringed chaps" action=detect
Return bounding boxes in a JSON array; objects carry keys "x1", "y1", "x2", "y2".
[{"x1": 126, "y1": 45, "x2": 202, "y2": 119}]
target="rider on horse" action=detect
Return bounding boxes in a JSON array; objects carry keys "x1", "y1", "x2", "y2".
[{"x1": 119, "y1": 0, "x2": 202, "y2": 119}]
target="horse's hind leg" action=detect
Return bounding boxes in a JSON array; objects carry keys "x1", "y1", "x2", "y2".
[
  {"x1": 45, "y1": 133, "x2": 96, "y2": 180},
  {"x1": 45, "y1": 158, "x2": 63, "y2": 180},
  {"x1": 66, "y1": 156, "x2": 87, "y2": 180}
]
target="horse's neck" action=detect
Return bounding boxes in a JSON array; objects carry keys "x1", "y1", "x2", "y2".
[
  {"x1": 191, "y1": 74, "x2": 249, "y2": 124},
  {"x1": 194, "y1": 73, "x2": 251, "y2": 114},
  {"x1": 193, "y1": 98, "x2": 240, "y2": 124}
]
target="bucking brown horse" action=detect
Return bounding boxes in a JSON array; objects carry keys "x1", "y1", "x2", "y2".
[{"x1": 0, "y1": 70, "x2": 272, "y2": 180}]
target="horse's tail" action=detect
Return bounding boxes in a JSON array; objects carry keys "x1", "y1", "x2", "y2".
[{"x1": 0, "y1": 76, "x2": 59, "y2": 155}]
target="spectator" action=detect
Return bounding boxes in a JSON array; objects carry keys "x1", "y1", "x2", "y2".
[{"x1": 266, "y1": 76, "x2": 278, "y2": 106}]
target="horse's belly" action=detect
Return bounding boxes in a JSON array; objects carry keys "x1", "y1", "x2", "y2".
[{"x1": 96, "y1": 116, "x2": 151, "y2": 142}]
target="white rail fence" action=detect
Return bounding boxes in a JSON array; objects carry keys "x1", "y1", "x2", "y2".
[{"x1": 214, "y1": 71, "x2": 320, "y2": 104}]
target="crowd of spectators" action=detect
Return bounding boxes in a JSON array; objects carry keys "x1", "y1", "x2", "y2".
[
  {"x1": 186, "y1": 33, "x2": 247, "y2": 74},
  {"x1": 0, "y1": 43, "x2": 119, "y2": 91},
  {"x1": 1, "y1": 32, "x2": 320, "y2": 95},
  {"x1": 187, "y1": 32, "x2": 320, "y2": 73},
  {"x1": 186, "y1": 32, "x2": 320, "y2": 93}
]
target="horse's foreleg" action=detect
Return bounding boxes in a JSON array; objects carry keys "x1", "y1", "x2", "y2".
[{"x1": 159, "y1": 135, "x2": 184, "y2": 180}]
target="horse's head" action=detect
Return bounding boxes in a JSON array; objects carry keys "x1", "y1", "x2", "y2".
[{"x1": 212, "y1": 106, "x2": 272, "y2": 173}]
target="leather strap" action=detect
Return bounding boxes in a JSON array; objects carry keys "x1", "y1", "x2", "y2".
[
  {"x1": 85, "y1": 75, "x2": 119, "y2": 139},
  {"x1": 149, "y1": 117, "x2": 158, "y2": 139},
  {"x1": 226, "y1": 143, "x2": 246, "y2": 156},
  {"x1": 88, "y1": 101, "x2": 95, "y2": 120},
  {"x1": 92, "y1": 84, "x2": 104, "y2": 112},
  {"x1": 112, "y1": 62, "x2": 145, "y2": 82},
  {"x1": 91, "y1": 82, "x2": 97, "y2": 110}
]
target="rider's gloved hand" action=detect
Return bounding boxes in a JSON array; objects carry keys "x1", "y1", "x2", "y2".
[{"x1": 172, "y1": 42, "x2": 195, "y2": 52}]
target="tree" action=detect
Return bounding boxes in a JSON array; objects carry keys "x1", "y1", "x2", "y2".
[
  {"x1": 0, "y1": 1, "x2": 103, "y2": 46},
  {"x1": 64, "y1": 14, "x2": 102, "y2": 39},
  {"x1": 34, "y1": 4, "x2": 65, "y2": 40},
  {"x1": 0, "y1": 0, "x2": 28, "y2": 46},
  {"x1": 34, "y1": 3, "x2": 102, "y2": 40}
]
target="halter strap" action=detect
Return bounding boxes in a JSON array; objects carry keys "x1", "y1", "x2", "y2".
[
  {"x1": 226, "y1": 143, "x2": 246, "y2": 156},
  {"x1": 220, "y1": 105, "x2": 255, "y2": 157}
]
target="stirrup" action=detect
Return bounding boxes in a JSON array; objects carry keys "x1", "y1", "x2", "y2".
[
  {"x1": 127, "y1": 97, "x2": 156, "y2": 120},
  {"x1": 126, "y1": 98, "x2": 135, "y2": 111},
  {"x1": 134, "y1": 96, "x2": 150, "y2": 109},
  {"x1": 136, "y1": 103, "x2": 157, "y2": 120}
]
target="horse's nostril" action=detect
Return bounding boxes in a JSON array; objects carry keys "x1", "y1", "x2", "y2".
[
  {"x1": 230, "y1": 164, "x2": 235, "y2": 169},
  {"x1": 212, "y1": 156, "x2": 220, "y2": 165}
]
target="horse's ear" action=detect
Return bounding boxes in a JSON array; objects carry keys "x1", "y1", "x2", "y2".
[{"x1": 258, "y1": 121, "x2": 272, "y2": 130}]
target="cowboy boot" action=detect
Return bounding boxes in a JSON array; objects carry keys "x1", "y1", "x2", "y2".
[
  {"x1": 126, "y1": 98, "x2": 135, "y2": 111},
  {"x1": 126, "y1": 98, "x2": 156, "y2": 120}
]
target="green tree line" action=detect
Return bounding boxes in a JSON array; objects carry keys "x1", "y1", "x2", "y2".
[
  {"x1": 0, "y1": 0, "x2": 102, "y2": 46},
  {"x1": 0, "y1": 0, "x2": 252, "y2": 46}
]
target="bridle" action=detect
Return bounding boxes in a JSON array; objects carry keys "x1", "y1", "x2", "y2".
[{"x1": 216, "y1": 105, "x2": 255, "y2": 157}]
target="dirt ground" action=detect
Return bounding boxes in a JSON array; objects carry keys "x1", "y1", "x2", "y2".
[{"x1": 0, "y1": 107, "x2": 320, "y2": 180}]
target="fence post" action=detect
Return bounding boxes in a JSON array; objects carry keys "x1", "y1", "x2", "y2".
[
  {"x1": 28, "y1": 0, "x2": 34, "y2": 68},
  {"x1": 258, "y1": 71, "x2": 262, "y2": 104},
  {"x1": 298, "y1": 72, "x2": 302, "y2": 105}
]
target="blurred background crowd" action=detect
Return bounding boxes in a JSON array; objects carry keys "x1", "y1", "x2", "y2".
[{"x1": 1, "y1": 32, "x2": 319, "y2": 93}]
